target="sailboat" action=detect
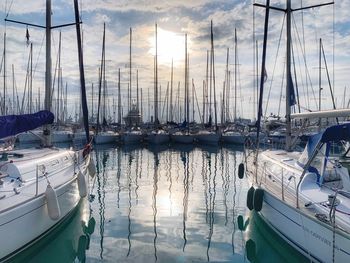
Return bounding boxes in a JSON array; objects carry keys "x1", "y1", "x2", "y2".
[
  {"x1": 147, "y1": 23, "x2": 170, "y2": 145},
  {"x1": 0, "y1": 0, "x2": 94, "y2": 260},
  {"x1": 222, "y1": 29, "x2": 245, "y2": 145},
  {"x1": 171, "y1": 34, "x2": 194, "y2": 144},
  {"x1": 121, "y1": 28, "x2": 144, "y2": 145},
  {"x1": 93, "y1": 23, "x2": 119, "y2": 145},
  {"x1": 244, "y1": 1, "x2": 350, "y2": 262},
  {"x1": 195, "y1": 21, "x2": 220, "y2": 145}
]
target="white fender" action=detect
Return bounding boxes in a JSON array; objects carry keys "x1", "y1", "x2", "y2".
[
  {"x1": 88, "y1": 157, "x2": 96, "y2": 177},
  {"x1": 77, "y1": 171, "x2": 87, "y2": 198},
  {"x1": 45, "y1": 184, "x2": 61, "y2": 220}
]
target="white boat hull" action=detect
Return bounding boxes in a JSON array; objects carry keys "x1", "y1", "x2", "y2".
[
  {"x1": 258, "y1": 189, "x2": 350, "y2": 262},
  {"x1": 0, "y1": 176, "x2": 82, "y2": 260}
]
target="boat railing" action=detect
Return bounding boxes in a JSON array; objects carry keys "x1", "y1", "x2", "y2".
[{"x1": 263, "y1": 164, "x2": 289, "y2": 202}]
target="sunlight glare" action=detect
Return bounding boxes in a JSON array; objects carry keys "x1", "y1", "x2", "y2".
[{"x1": 149, "y1": 27, "x2": 188, "y2": 67}]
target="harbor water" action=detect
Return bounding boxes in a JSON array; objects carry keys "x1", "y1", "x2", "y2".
[{"x1": 11, "y1": 144, "x2": 308, "y2": 263}]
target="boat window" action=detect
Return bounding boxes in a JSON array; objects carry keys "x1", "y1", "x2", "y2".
[{"x1": 303, "y1": 143, "x2": 327, "y2": 176}]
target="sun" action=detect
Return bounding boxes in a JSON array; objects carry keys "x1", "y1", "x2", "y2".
[{"x1": 149, "y1": 27, "x2": 188, "y2": 67}]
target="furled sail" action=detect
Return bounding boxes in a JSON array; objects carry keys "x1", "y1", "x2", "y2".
[{"x1": 0, "y1": 110, "x2": 54, "y2": 139}]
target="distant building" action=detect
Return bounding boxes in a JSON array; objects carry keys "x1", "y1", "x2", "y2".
[{"x1": 123, "y1": 104, "x2": 142, "y2": 127}]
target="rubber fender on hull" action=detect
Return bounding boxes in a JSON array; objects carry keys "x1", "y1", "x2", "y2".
[
  {"x1": 246, "y1": 239, "x2": 256, "y2": 262},
  {"x1": 237, "y1": 215, "x2": 244, "y2": 231},
  {"x1": 88, "y1": 157, "x2": 96, "y2": 177},
  {"x1": 238, "y1": 163, "x2": 244, "y2": 179},
  {"x1": 253, "y1": 188, "x2": 264, "y2": 212},
  {"x1": 77, "y1": 171, "x2": 87, "y2": 198},
  {"x1": 77, "y1": 235, "x2": 88, "y2": 262},
  {"x1": 246, "y1": 186, "x2": 255, "y2": 211},
  {"x1": 45, "y1": 184, "x2": 61, "y2": 220}
]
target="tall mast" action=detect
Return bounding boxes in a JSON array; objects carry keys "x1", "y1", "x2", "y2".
[
  {"x1": 29, "y1": 42, "x2": 33, "y2": 114},
  {"x1": 170, "y1": 59, "x2": 173, "y2": 122},
  {"x1": 187, "y1": 51, "x2": 190, "y2": 125},
  {"x1": 43, "y1": 0, "x2": 52, "y2": 146},
  {"x1": 210, "y1": 20, "x2": 218, "y2": 131},
  {"x1": 140, "y1": 88, "x2": 143, "y2": 122},
  {"x1": 154, "y1": 23, "x2": 158, "y2": 125},
  {"x1": 129, "y1": 27, "x2": 132, "y2": 111},
  {"x1": 285, "y1": 0, "x2": 292, "y2": 151},
  {"x1": 234, "y1": 28, "x2": 237, "y2": 122},
  {"x1": 57, "y1": 31, "x2": 61, "y2": 124},
  {"x1": 11, "y1": 64, "x2": 14, "y2": 113},
  {"x1": 118, "y1": 68, "x2": 121, "y2": 125},
  {"x1": 91, "y1": 83, "x2": 94, "y2": 121},
  {"x1": 3, "y1": 32, "x2": 6, "y2": 115},
  {"x1": 137, "y1": 69, "x2": 139, "y2": 112},
  {"x1": 254, "y1": 0, "x2": 333, "y2": 150},
  {"x1": 225, "y1": 47, "x2": 229, "y2": 123},
  {"x1": 184, "y1": 34, "x2": 187, "y2": 122},
  {"x1": 97, "y1": 23, "x2": 105, "y2": 133}
]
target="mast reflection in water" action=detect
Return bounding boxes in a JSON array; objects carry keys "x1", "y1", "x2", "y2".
[{"x1": 12, "y1": 145, "x2": 308, "y2": 263}]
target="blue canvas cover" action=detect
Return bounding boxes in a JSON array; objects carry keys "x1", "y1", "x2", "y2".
[
  {"x1": 298, "y1": 123, "x2": 350, "y2": 168},
  {"x1": 0, "y1": 110, "x2": 54, "y2": 139}
]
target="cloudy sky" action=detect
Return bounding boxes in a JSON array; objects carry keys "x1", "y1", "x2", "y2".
[{"x1": 0, "y1": 0, "x2": 349, "y2": 123}]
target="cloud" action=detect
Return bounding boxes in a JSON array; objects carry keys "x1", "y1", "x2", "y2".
[{"x1": 0, "y1": 0, "x2": 349, "y2": 121}]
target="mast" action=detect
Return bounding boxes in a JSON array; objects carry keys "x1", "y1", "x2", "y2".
[
  {"x1": 97, "y1": 23, "x2": 105, "y2": 133},
  {"x1": 91, "y1": 83, "x2": 94, "y2": 121},
  {"x1": 129, "y1": 27, "x2": 132, "y2": 112},
  {"x1": 140, "y1": 88, "x2": 143, "y2": 122},
  {"x1": 234, "y1": 28, "x2": 237, "y2": 122},
  {"x1": 12, "y1": 64, "x2": 14, "y2": 114},
  {"x1": 30, "y1": 42, "x2": 33, "y2": 114},
  {"x1": 57, "y1": 31, "x2": 61, "y2": 124},
  {"x1": 192, "y1": 79, "x2": 195, "y2": 123},
  {"x1": 224, "y1": 47, "x2": 229, "y2": 123},
  {"x1": 210, "y1": 20, "x2": 218, "y2": 131},
  {"x1": 187, "y1": 52, "x2": 190, "y2": 125},
  {"x1": 43, "y1": 0, "x2": 52, "y2": 146},
  {"x1": 74, "y1": 0, "x2": 90, "y2": 143},
  {"x1": 154, "y1": 23, "x2": 158, "y2": 125},
  {"x1": 285, "y1": 0, "x2": 292, "y2": 151},
  {"x1": 137, "y1": 69, "x2": 139, "y2": 112},
  {"x1": 118, "y1": 68, "x2": 121, "y2": 125},
  {"x1": 319, "y1": 38, "x2": 322, "y2": 127},
  {"x1": 3, "y1": 32, "x2": 6, "y2": 115},
  {"x1": 254, "y1": 0, "x2": 333, "y2": 151},
  {"x1": 170, "y1": 59, "x2": 173, "y2": 122},
  {"x1": 184, "y1": 34, "x2": 187, "y2": 123}
]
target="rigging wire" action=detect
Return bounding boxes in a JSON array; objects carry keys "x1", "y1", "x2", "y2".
[
  {"x1": 332, "y1": 1, "x2": 335, "y2": 103},
  {"x1": 252, "y1": 0, "x2": 256, "y2": 120},
  {"x1": 263, "y1": 14, "x2": 286, "y2": 120},
  {"x1": 291, "y1": 13, "x2": 319, "y2": 110}
]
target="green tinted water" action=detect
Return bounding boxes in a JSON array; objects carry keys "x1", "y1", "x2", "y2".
[{"x1": 11, "y1": 145, "x2": 308, "y2": 263}]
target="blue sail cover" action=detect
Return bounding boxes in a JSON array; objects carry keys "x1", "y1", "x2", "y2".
[
  {"x1": 299, "y1": 123, "x2": 350, "y2": 166},
  {"x1": 0, "y1": 110, "x2": 54, "y2": 139}
]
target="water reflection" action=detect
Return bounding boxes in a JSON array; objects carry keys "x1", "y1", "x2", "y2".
[
  {"x1": 12, "y1": 144, "x2": 309, "y2": 262},
  {"x1": 95, "y1": 150, "x2": 109, "y2": 259},
  {"x1": 12, "y1": 199, "x2": 92, "y2": 263},
  {"x1": 152, "y1": 151, "x2": 159, "y2": 261},
  {"x1": 181, "y1": 151, "x2": 189, "y2": 252}
]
